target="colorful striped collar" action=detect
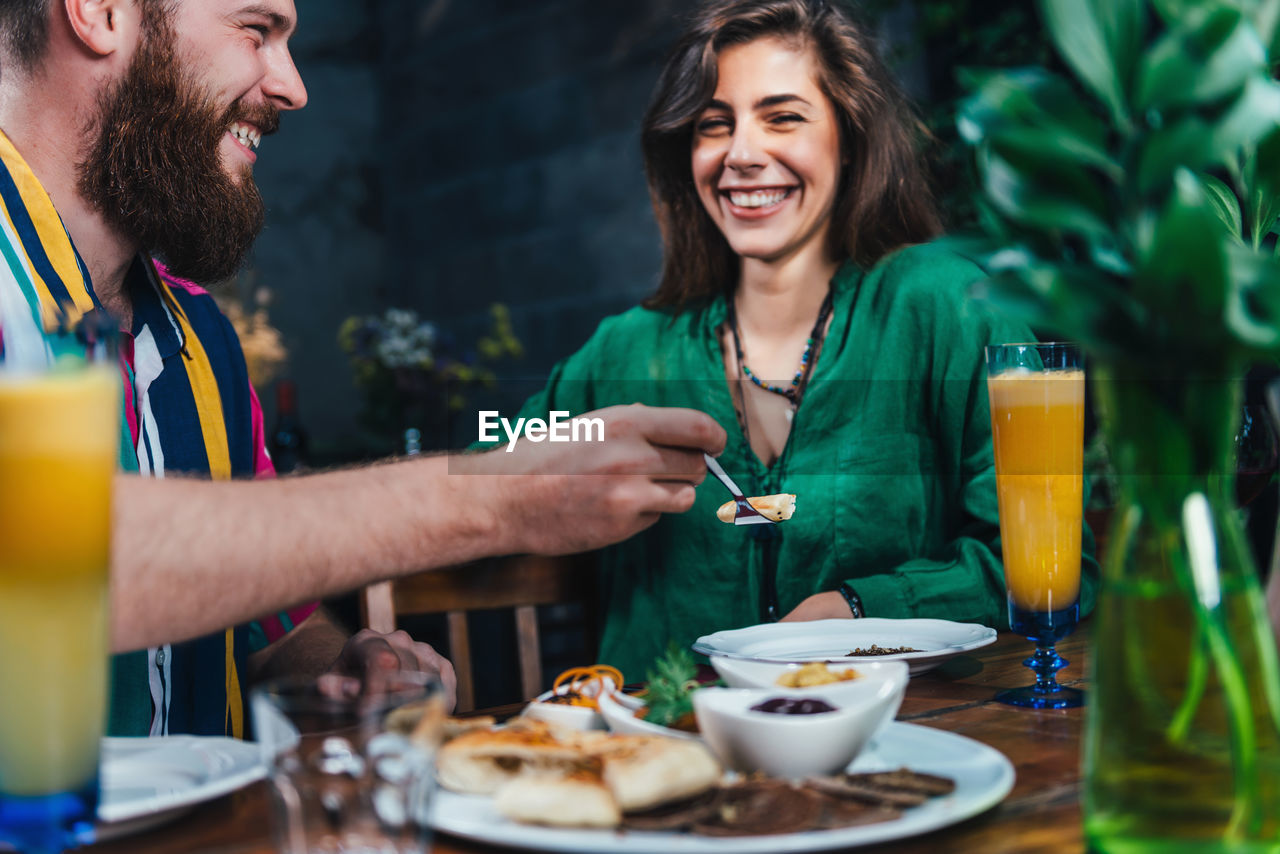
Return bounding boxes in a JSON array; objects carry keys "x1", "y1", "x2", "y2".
[{"x1": 0, "y1": 129, "x2": 101, "y2": 331}]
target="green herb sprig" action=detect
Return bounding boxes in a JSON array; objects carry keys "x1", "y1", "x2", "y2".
[{"x1": 643, "y1": 643, "x2": 709, "y2": 728}]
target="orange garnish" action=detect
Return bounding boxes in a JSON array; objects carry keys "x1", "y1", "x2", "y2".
[{"x1": 548, "y1": 664, "x2": 624, "y2": 709}]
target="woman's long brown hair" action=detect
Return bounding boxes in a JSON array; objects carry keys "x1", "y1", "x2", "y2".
[{"x1": 641, "y1": 0, "x2": 942, "y2": 309}]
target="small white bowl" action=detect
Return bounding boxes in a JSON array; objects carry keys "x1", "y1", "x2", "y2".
[
  {"x1": 597, "y1": 689, "x2": 700, "y2": 741},
  {"x1": 522, "y1": 679, "x2": 618, "y2": 731},
  {"x1": 692, "y1": 666, "x2": 907, "y2": 779},
  {"x1": 711, "y1": 656, "x2": 909, "y2": 691}
]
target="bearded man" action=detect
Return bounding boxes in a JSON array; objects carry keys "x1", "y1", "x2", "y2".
[{"x1": 0, "y1": 0, "x2": 724, "y2": 736}]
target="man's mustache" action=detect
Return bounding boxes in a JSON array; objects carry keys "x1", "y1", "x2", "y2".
[{"x1": 224, "y1": 101, "x2": 280, "y2": 136}]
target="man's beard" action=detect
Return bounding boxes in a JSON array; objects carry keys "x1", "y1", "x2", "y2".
[{"x1": 77, "y1": 16, "x2": 277, "y2": 284}]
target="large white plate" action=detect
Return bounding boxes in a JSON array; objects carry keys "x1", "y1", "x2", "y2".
[
  {"x1": 692, "y1": 618, "x2": 998, "y2": 675},
  {"x1": 96, "y1": 736, "x2": 265, "y2": 839},
  {"x1": 429, "y1": 721, "x2": 1013, "y2": 853}
]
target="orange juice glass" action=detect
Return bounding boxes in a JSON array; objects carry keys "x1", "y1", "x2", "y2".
[
  {"x1": 0, "y1": 353, "x2": 118, "y2": 852},
  {"x1": 986, "y1": 342, "x2": 1085, "y2": 709}
]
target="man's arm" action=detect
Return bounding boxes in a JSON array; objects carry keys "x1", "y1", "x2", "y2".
[{"x1": 111, "y1": 404, "x2": 724, "y2": 651}]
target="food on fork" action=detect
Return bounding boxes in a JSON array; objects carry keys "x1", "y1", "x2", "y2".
[
  {"x1": 775, "y1": 661, "x2": 861, "y2": 687},
  {"x1": 714, "y1": 493, "x2": 796, "y2": 523}
]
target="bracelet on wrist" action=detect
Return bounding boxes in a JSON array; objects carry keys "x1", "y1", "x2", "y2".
[{"x1": 838, "y1": 583, "x2": 864, "y2": 619}]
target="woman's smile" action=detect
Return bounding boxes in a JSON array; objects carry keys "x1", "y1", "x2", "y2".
[{"x1": 721, "y1": 186, "x2": 797, "y2": 218}]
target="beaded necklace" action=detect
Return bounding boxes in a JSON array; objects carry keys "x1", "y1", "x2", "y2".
[{"x1": 726, "y1": 288, "x2": 835, "y2": 411}]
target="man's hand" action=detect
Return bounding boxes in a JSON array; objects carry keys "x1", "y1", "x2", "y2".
[
  {"x1": 330, "y1": 628, "x2": 458, "y2": 712},
  {"x1": 464, "y1": 404, "x2": 726, "y2": 555},
  {"x1": 780, "y1": 591, "x2": 856, "y2": 622}
]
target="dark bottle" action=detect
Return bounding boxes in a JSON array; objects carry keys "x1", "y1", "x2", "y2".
[{"x1": 270, "y1": 379, "x2": 309, "y2": 474}]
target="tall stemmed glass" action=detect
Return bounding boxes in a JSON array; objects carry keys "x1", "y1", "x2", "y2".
[
  {"x1": 986, "y1": 342, "x2": 1085, "y2": 709},
  {"x1": 0, "y1": 319, "x2": 118, "y2": 853}
]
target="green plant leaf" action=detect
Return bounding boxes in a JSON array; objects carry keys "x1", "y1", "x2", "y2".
[
  {"x1": 958, "y1": 69, "x2": 1119, "y2": 177},
  {"x1": 1197, "y1": 173, "x2": 1245, "y2": 242},
  {"x1": 1150, "y1": 0, "x2": 1215, "y2": 26},
  {"x1": 979, "y1": 146, "x2": 1113, "y2": 240},
  {"x1": 976, "y1": 260, "x2": 1147, "y2": 361},
  {"x1": 1137, "y1": 7, "x2": 1265, "y2": 111},
  {"x1": 1038, "y1": 0, "x2": 1132, "y2": 122},
  {"x1": 1137, "y1": 116, "x2": 1213, "y2": 194},
  {"x1": 1105, "y1": 0, "x2": 1149, "y2": 93},
  {"x1": 1247, "y1": 128, "x2": 1280, "y2": 245},
  {"x1": 1137, "y1": 78, "x2": 1280, "y2": 194},
  {"x1": 1135, "y1": 170, "x2": 1232, "y2": 332},
  {"x1": 1211, "y1": 75, "x2": 1280, "y2": 158},
  {"x1": 1243, "y1": 0, "x2": 1280, "y2": 55},
  {"x1": 1225, "y1": 243, "x2": 1280, "y2": 349}
]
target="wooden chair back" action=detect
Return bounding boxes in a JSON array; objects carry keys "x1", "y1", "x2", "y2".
[{"x1": 360, "y1": 554, "x2": 594, "y2": 712}]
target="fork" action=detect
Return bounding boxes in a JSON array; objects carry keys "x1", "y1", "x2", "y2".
[{"x1": 703, "y1": 453, "x2": 775, "y2": 525}]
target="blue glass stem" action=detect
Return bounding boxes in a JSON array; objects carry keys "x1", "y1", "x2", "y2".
[
  {"x1": 998, "y1": 601, "x2": 1084, "y2": 709},
  {"x1": 1025, "y1": 643, "x2": 1070, "y2": 694}
]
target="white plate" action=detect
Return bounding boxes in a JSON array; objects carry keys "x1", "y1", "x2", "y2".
[
  {"x1": 597, "y1": 690, "x2": 699, "y2": 741},
  {"x1": 96, "y1": 736, "x2": 265, "y2": 839},
  {"x1": 428, "y1": 720, "x2": 1014, "y2": 853},
  {"x1": 692, "y1": 618, "x2": 998, "y2": 675}
]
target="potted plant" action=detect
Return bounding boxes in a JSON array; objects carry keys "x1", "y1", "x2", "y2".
[{"x1": 958, "y1": 0, "x2": 1280, "y2": 849}]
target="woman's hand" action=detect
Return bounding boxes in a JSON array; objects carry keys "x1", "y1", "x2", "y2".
[{"x1": 780, "y1": 591, "x2": 857, "y2": 622}]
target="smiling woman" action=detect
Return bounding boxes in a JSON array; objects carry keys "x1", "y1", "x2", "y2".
[{"x1": 491, "y1": 0, "x2": 1099, "y2": 678}]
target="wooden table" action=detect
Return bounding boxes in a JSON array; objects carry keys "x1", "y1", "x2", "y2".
[{"x1": 86, "y1": 630, "x2": 1089, "y2": 854}]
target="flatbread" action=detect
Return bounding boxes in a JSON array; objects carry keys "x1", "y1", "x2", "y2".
[
  {"x1": 580, "y1": 733, "x2": 722, "y2": 812},
  {"x1": 494, "y1": 768, "x2": 621, "y2": 828},
  {"x1": 435, "y1": 724, "x2": 589, "y2": 794},
  {"x1": 438, "y1": 719, "x2": 723, "y2": 827},
  {"x1": 715, "y1": 493, "x2": 796, "y2": 523}
]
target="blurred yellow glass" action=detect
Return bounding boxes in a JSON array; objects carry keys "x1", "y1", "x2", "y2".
[{"x1": 0, "y1": 359, "x2": 117, "y2": 851}]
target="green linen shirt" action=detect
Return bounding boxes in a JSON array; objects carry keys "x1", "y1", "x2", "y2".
[{"x1": 507, "y1": 243, "x2": 1099, "y2": 677}]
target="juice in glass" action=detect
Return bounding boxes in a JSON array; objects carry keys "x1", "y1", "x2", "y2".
[
  {"x1": 0, "y1": 363, "x2": 117, "y2": 838},
  {"x1": 988, "y1": 367, "x2": 1085, "y2": 615}
]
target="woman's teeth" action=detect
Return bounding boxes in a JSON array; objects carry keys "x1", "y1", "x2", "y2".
[
  {"x1": 230, "y1": 123, "x2": 261, "y2": 151},
  {"x1": 728, "y1": 189, "x2": 790, "y2": 209}
]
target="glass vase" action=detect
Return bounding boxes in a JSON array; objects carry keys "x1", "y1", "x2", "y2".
[{"x1": 1083, "y1": 365, "x2": 1280, "y2": 853}]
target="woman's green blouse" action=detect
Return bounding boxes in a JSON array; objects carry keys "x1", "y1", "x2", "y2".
[{"x1": 505, "y1": 243, "x2": 1099, "y2": 677}]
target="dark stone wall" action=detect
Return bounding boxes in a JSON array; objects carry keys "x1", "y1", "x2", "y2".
[{"x1": 374, "y1": 0, "x2": 689, "y2": 393}]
